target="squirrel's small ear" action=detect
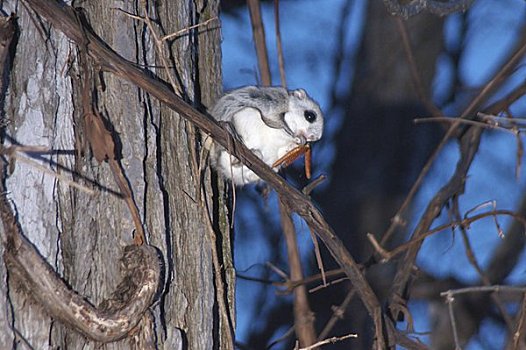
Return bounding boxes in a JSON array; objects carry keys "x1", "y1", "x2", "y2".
[{"x1": 289, "y1": 89, "x2": 306, "y2": 99}]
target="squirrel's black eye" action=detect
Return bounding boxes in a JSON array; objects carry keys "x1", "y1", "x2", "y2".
[{"x1": 304, "y1": 110, "x2": 317, "y2": 123}]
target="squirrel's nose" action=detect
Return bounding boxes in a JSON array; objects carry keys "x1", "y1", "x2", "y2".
[
  {"x1": 303, "y1": 131, "x2": 319, "y2": 142},
  {"x1": 294, "y1": 134, "x2": 307, "y2": 145}
]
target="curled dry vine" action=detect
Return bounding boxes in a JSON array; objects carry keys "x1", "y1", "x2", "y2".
[
  {"x1": 0, "y1": 190, "x2": 161, "y2": 342},
  {"x1": 0, "y1": 10, "x2": 162, "y2": 344}
]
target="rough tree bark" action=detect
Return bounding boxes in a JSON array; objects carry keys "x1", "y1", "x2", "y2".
[{"x1": 0, "y1": 1, "x2": 232, "y2": 349}]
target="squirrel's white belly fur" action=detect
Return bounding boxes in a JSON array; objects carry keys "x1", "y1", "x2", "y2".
[{"x1": 215, "y1": 108, "x2": 298, "y2": 185}]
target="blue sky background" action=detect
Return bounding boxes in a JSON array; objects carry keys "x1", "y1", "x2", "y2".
[{"x1": 221, "y1": 1, "x2": 526, "y2": 348}]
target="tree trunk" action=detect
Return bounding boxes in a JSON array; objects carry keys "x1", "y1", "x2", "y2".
[{"x1": 0, "y1": 1, "x2": 232, "y2": 349}]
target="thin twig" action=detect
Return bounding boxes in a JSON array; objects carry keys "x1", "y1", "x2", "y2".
[
  {"x1": 308, "y1": 226, "x2": 326, "y2": 286},
  {"x1": 297, "y1": 333, "x2": 357, "y2": 350},
  {"x1": 318, "y1": 289, "x2": 356, "y2": 341},
  {"x1": 280, "y1": 200, "x2": 317, "y2": 347},
  {"x1": 414, "y1": 116, "x2": 520, "y2": 135},
  {"x1": 268, "y1": 325, "x2": 296, "y2": 349},
  {"x1": 453, "y1": 198, "x2": 515, "y2": 335},
  {"x1": 2, "y1": 137, "x2": 123, "y2": 197},
  {"x1": 267, "y1": 261, "x2": 291, "y2": 281},
  {"x1": 274, "y1": 0, "x2": 287, "y2": 88},
  {"x1": 479, "y1": 112, "x2": 526, "y2": 129},
  {"x1": 440, "y1": 285, "x2": 526, "y2": 297},
  {"x1": 370, "y1": 210, "x2": 526, "y2": 261},
  {"x1": 8, "y1": 151, "x2": 95, "y2": 195},
  {"x1": 309, "y1": 276, "x2": 348, "y2": 293},
  {"x1": 273, "y1": 268, "x2": 346, "y2": 294},
  {"x1": 302, "y1": 175, "x2": 327, "y2": 196},
  {"x1": 161, "y1": 17, "x2": 218, "y2": 42},
  {"x1": 511, "y1": 292, "x2": 526, "y2": 350},
  {"x1": 443, "y1": 292, "x2": 462, "y2": 350},
  {"x1": 117, "y1": 8, "x2": 218, "y2": 44}
]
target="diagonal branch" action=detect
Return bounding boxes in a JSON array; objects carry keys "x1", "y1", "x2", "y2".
[{"x1": 22, "y1": 0, "x2": 384, "y2": 340}]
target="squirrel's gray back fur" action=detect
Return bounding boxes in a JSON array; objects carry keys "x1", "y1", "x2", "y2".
[{"x1": 210, "y1": 86, "x2": 291, "y2": 131}]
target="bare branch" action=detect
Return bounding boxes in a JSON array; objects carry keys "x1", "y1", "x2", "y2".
[
  {"x1": 274, "y1": 0, "x2": 287, "y2": 88},
  {"x1": 247, "y1": 0, "x2": 272, "y2": 86},
  {"x1": 281, "y1": 201, "x2": 317, "y2": 347}
]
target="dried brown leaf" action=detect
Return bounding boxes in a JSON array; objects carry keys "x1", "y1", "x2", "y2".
[
  {"x1": 272, "y1": 143, "x2": 312, "y2": 179},
  {"x1": 84, "y1": 111, "x2": 115, "y2": 162}
]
